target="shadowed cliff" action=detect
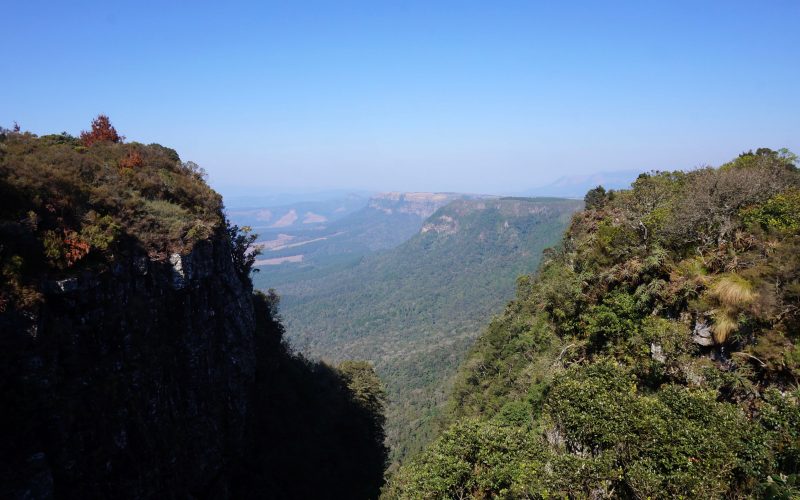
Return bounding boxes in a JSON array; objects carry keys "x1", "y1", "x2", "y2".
[{"x1": 0, "y1": 122, "x2": 387, "y2": 499}]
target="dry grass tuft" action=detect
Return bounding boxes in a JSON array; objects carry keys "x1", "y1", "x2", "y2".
[
  {"x1": 712, "y1": 274, "x2": 755, "y2": 309},
  {"x1": 712, "y1": 312, "x2": 738, "y2": 344}
]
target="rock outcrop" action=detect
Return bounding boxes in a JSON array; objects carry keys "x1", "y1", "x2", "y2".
[
  {"x1": 1, "y1": 233, "x2": 257, "y2": 498},
  {"x1": 367, "y1": 192, "x2": 487, "y2": 218}
]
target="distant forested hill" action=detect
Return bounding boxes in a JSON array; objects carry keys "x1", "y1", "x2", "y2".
[
  {"x1": 387, "y1": 148, "x2": 800, "y2": 499},
  {"x1": 273, "y1": 197, "x2": 583, "y2": 464},
  {"x1": 249, "y1": 192, "x2": 480, "y2": 291}
]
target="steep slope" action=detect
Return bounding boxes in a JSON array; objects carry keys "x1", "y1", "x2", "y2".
[
  {"x1": 0, "y1": 125, "x2": 387, "y2": 499},
  {"x1": 388, "y1": 148, "x2": 800, "y2": 499},
  {"x1": 276, "y1": 197, "x2": 582, "y2": 464}
]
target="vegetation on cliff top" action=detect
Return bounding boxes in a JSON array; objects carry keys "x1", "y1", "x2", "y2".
[
  {"x1": 387, "y1": 148, "x2": 800, "y2": 498},
  {"x1": 0, "y1": 117, "x2": 224, "y2": 313}
]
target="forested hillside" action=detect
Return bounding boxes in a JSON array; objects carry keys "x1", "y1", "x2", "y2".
[
  {"x1": 248, "y1": 192, "x2": 476, "y2": 291},
  {"x1": 0, "y1": 120, "x2": 387, "y2": 499},
  {"x1": 276, "y1": 197, "x2": 582, "y2": 464},
  {"x1": 387, "y1": 148, "x2": 800, "y2": 498}
]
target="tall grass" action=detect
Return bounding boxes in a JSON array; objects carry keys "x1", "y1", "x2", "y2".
[
  {"x1": 711, "y1": 274, "x2": 755, "y2": 309},
  {"x1": 712, "y1": 312, "x2": 738, "y2": 344}
]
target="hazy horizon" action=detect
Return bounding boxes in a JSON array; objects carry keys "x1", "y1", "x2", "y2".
[
  {"x1": 217, "y1": 168, "x2": 647, "y2": 207},
  {"x1": 4, "y1": 1, "x2": 799, "y2": 195}
]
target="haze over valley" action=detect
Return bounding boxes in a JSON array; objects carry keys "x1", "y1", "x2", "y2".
[{"x1": 3, "y1": 1, "x2": 799, "y2": 499}]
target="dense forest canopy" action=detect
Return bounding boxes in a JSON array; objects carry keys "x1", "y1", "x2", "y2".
[
  {"x1": 277, "y1": 197, "x2": 581, "y2": 466},
  {"x1": 387, "y1": 148, "x2": 800, "y2": 499}
]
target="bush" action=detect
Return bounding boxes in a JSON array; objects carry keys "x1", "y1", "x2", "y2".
[
  {"x1": 546, "y1": 362, "x2": 768, "y2": 497},
  {"x1": 387, "y1": 419, "x2": 549, "y2": 499},
  {"x1": 741, "y1": 188, "x2": 800, "y2": 233},
  {"x1": 584, "y1": 291, "x2": 643, "y2": 347},
  {"x1": 584, "y1": 185, "x2": 607, "y2": 209},
  {"x1": 759, "y1": 389, "x2": 800, "y2": 473}
]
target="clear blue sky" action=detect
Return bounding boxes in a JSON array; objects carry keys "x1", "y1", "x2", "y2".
[{"x1": 3, "y1": 1, "x2": 799, "y2": 196}]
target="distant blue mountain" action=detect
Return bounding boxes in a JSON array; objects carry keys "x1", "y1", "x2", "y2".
[
  {"x1": 220, "y1": 189, "x2": 374, "y2": 209},
  {"x1": 524, "y1": 170, "x2": 642, "y2": 198}
]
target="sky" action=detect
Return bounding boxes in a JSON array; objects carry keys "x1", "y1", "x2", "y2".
[{"x1": 3, "y1": 1, "x2": 799, "y2": 197}]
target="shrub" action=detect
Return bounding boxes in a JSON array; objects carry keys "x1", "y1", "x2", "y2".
[
  {"x1": 80, "y1": 114, "x2": 122, "y2": 146},
  {"x1": 759, "y1": 389, "x2": 800, "y2": 474},
  {"x1": 387, "y1": 419, "x2": 549, "y2": 499},
  {"x1": 584, "y1": 185, "x2": 607, "y2": 209},
  {"x1": 584, "y1": 291, "x2": 642, "y2": 347},
  {"x1": 741, "y1": 188, "x2": 800, "y2": 233},
  {"x1": 546, "y1": 359, "x2": 638, "y2": 452},
  {"x1": 494, "y1": 400, "x2": 531, "y2": 427},
  {"x1": 637, "y1": 317, "x2": 693, "y2": 369},
  {"x1": 546, "y1": 363, "x2": 768, "y2": 497},
  {"x1": 228, "y1": 222, "x2": 261, "y2": 287},
  {"x1": 665, "y1": 160, "x2": 799, "y2": 249},
  {"x1": 119, "y1": 149, "x2": 143, "y2": 169}
]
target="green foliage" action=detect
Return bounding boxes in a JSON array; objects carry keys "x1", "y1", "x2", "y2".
[
  {"x1": 546, "y1": 359, "x2": 638, "y2": 451},
  {"x1": 635, "y1": 317, "x2": 693, "y2": 374},
  {"x1": 584, "y1": 185, "x2": 607, "y2": 209},
  {"x1": 537, "y1": 261, "x2": 584, "y2": 335},
  {"x1": 584, "y1": 291, "x2": 642, "y2": 346},
  {"x1": 386, "y1": 419, "x2": 550, "y2": 499},
  {"x1": 627, "y1": 385, "x2": 769, "y2": 497},
  {"x1": 338, "y1": 360, "x2": 388, "y2": 420},
  {"x1": 759, "y1": 389, "x2": 800, "y2": 473},
  {"x1": 494, "y1": 400, "x2": 532, "y2": 427},
  {"x1": 723, "y1": 147, "x2": 798, "y2": 171},
  {"x1": 741, "y1": 188, "x2": 800, "y2": 233},
  {"x1": 80, "y1": 212, "x2": 120, "y2": 251},
  {"x1": 228, "y1": 222, "x2": 261, "y2": 287},
  {"x1": 394, "y1": 362, "x2": 768, "y2": 498},
  {"x1": 389, "y1": 149, "x2": 800, "y2": 498},
  {"x1": 758, "y1": 473, "x2": 800, "y2": 499}
]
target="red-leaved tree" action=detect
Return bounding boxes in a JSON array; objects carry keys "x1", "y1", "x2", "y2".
[
  {"x1": 119, "y1": 149, "x2": 143, "y2": 169},
  {"x1": 80, "y1": 114, "x2": 123, "y2": 146}
]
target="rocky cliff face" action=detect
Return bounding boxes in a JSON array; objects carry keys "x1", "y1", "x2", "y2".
[
  {"x1": 1, "y1": 232, "x2": 257, "y2": 498},
  {"x1": 0, "y1": 128, "x2": 387, "y2": 499},
  {"x1": 367, "y1": 192, "x2": 489, "y2": 218}
]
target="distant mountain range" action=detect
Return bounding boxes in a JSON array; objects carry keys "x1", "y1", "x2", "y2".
[
  {"x1": 221, "y1": 189, "x2": 374, "y2": 209},
  {"x1": 524, "y1": 170, "x2": 642, "y2": 198},
  {"x1": 225, "y1": 194, "x2": 369, "y2": 233},
  {"x1": 271, "y1": 196, "x2": 583, "y2": 466}
]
